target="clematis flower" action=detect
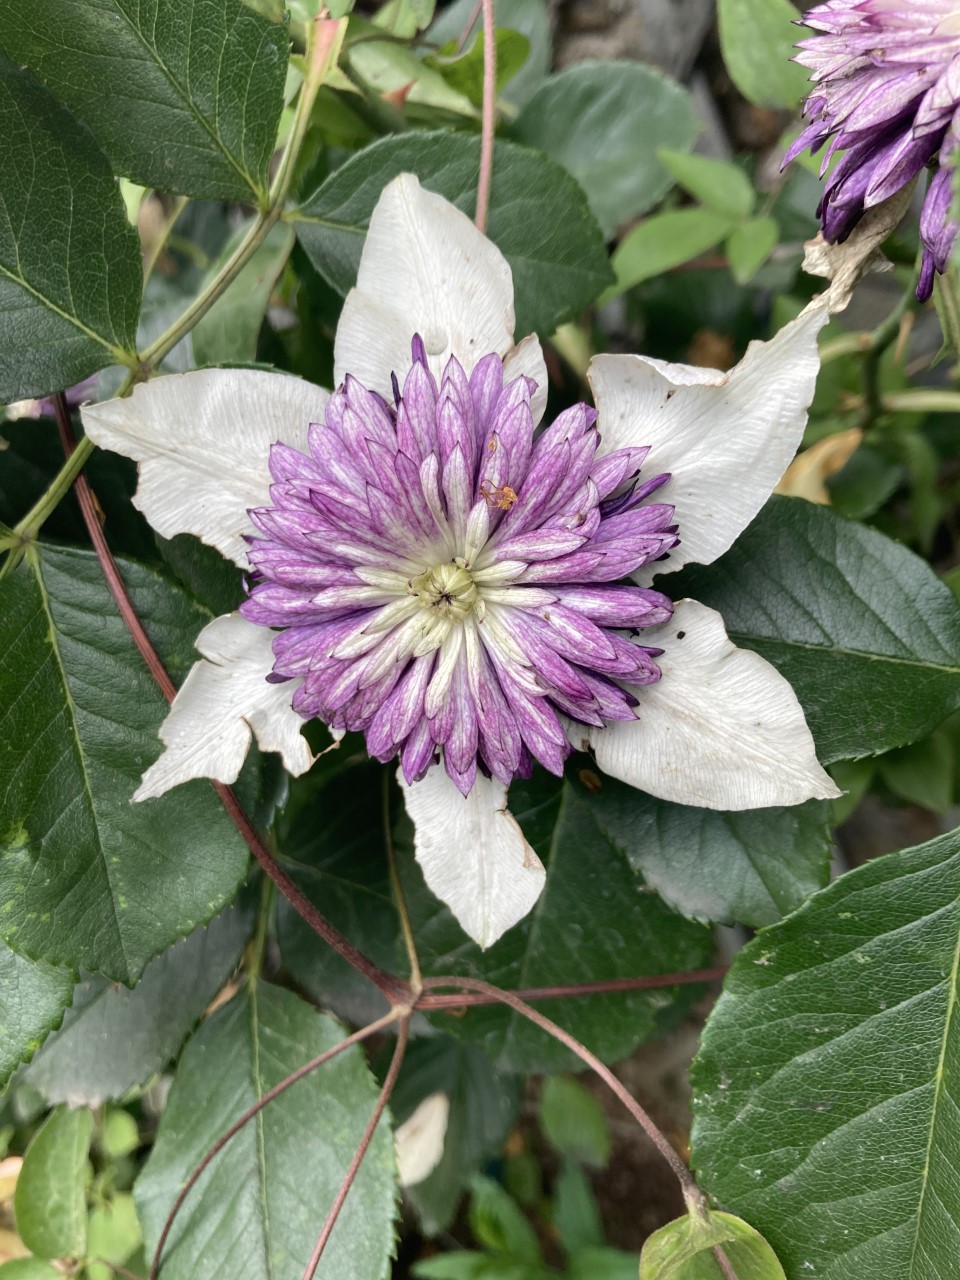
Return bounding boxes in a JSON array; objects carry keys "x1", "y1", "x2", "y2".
[
  {"x1": 82, "y1": 174, "x2": 838, "y2": 948},
  {"x1": 784, "y1": 0, "x2": 960, "y2": 301}
]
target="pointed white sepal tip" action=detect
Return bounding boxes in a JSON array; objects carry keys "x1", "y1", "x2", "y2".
[
  {"x1": 400, "y1": 768, "x2": 546, "y2": 949},
  {"x1": 134, "y1": 613, "x2": 312, "y2": 801},
  {"x1": 588, "y1": 303, "x2": 830, "y2": 581},
  {"x1": 395, "y1": 1092, "x2": 451, "y2": 1188},
  {"x1": 588, "y1": 599, "x2": 840, "y2": 811},
  {"x1": 335, "y1": 172, "x2": 547, "y2": 407},
  {"x1": 80, "y1": 368, "x2": 329, "y2": 569}
]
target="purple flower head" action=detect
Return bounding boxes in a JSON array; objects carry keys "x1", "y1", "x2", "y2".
[
  {"x1": 241, "y1": 338, "x2": 678, "y2": 797},
  {"x1": 785, "y1": 0, "x2": 960, "y2": 300}
]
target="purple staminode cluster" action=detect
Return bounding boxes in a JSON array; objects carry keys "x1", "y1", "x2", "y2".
[
  {"x1": 241, "y1": 338, "x2": 678, "y2": 795},
  {"x1": 785, "y1": 0, "x2": 960, "y2": 301}
]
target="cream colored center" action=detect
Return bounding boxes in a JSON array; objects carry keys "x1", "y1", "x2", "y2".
[{"x1": 410, "y1": 562, "x2": 480, "y2": 621}]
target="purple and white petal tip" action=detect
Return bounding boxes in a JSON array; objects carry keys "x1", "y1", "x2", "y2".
[{"x1": 786, "y1": 0, "x2": 960, "y2": 301}]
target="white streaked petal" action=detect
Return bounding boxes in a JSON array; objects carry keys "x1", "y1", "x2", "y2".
[
  {"x1": 134, "y1": 614, "x2": 313, "y2": 801},
  {"x1": 81, "y1": 369, "x2": 329, "y2": 568},
  {"x1": 400, "y1": 768, "x2": 545, "y2": 948},
  {"x1": 588, "y1": 304, "x2": 829, "y2": 580},
  {"x1": 503, "y1": 332, "x2": 548, "y2": 426},
  {"x1": 395, "y1": 1092, "x2": 450, "y2": 1188},
  {"x1": 335, "y1": 173, "x2": 520, "y2": 395},
  {"x1": 585, "y1": 600, "x2": 840, "y2": 811}
]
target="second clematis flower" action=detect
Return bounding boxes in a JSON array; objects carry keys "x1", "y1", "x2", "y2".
[{"x1": 82, "y1": 175, "x2": 839, "y2": 949}]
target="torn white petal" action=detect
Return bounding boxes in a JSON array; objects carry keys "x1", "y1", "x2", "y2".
[
  {"x1": 395, "y1": 1092, "x2": 450, "y2": 1188},
  {"x1": 587, "y1": 600, "x2": 840, "y2": 811},
  {"x1": 134, "y1": 614, "x2": 313, "y2": 801},
  {"x1": 588, "y1": 305, "x2": 828, "y2": 580},
  {"x1": 335, "y1": 173, "x2": 521, "y2": 395},
  {"x1": 400, "y1": 768, "x2": 545, "y2": 948},
  {"x1": 802, "y1": 180, "x2": 916, "y2": 313},
  {"x1": 81, "y1": 369, "x2": 329, "y2": 569}
]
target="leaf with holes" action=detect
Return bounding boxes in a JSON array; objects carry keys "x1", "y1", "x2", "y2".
[
  {"x1": 0, "y1": 544, "x2": 248, "y2": 982},
  {"x1": 0, "y1": 942, "x2": 74, "y2": 1090},
  {"x1": 135, "y1": 983, "x2": 396, "y2": 1279},
  {"x1": 0, "y1": 0, "x2": 288, "y2": 201},
  {"x1": 0, "y1": 55, "x2": 141, "y2": 401},
  {"x1": 291, "y1": 131, "x2": 613, "y2": 338},
  {"x1": 671, "y1": 496, "x2": 960, "y2": 762},
  {"x1": 691, "y1": 825, "x2": 960, "y2": 1278}
]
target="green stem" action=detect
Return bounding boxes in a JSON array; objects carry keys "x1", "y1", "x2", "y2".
[
  {"x1": 143, "y1": 194, "x2": 190, "y2": 285},
  {"x1": 247, "y1": 873, "x2": 276, "y2": 981},
  {"x1": 141, "y1": 15, "x2": 346, "y2": 373},
  {"x1": 4, "y1": 14, "x2": 349, "y2": 559}
]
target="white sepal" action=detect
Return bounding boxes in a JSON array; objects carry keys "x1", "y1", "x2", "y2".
[
  {"x1": 588, "y1": 305, "x2": 828, "y2": 580},
  {"x1": 400, "y1": 767, "x2": 545, "y2": 948},
  {"x1": 335, "y1": 173, "x2": 537, "y2": 394},
  {"x1": 81, "y1": 369, "x2": 329, "y2": 569},
  {"x1": 135, "y1": 614, "x2": 313, "y2": 801},
  {"x1": 395, "y1": 1092, "x2": 450, "y2": 1188},
  {"x1": 586, "y1": 600, "x2": 840, "y2": 810}
]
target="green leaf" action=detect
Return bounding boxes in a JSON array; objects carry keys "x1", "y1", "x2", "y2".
[
  {"x1": 0, "y1": 55, "x2": 141, "y2": 401},
  {"x1": 539, "y1": 1077, "x2": 610, "y2": 1168},
  {"x1": 469, "y1": 1176, "x2": 541, "y2": 1265},
  {"x1": 726, "y1": 217, "x2": 779, "y2": 285},
  {"x1": 0, "y1": 942, "x2": 74, "y2": 1089},
  {"x1": 291, "y1": 131, "x2": 613, "y2": 338},
  {"x1": 22, "y1": 906, "x2": 251, "y2": 1106},
  {"x1": 567, "y1": 1249, "x2": 640, "y2": 1280},
  {"x1": 552, "y1": 1161, "x2": 603, "y2": 1257},
  {"x1": 671, "y1": 496, "x2": 960, "y2": 762},
  {"x1": 512, "y1": 62, "x2": 699, "y2": 238},
  {"x1": 640, "y1": 1210, "x2": 786, "y2": 1279},
  {"x1": 14, "y1": 1106, "x2": 93, "y2": 1259},
  {"x1": 0, "y1": 545, "x2": 248, "y2": 982},
  {"x1": 0, "y1": 0, "x2": 289, "y2": 202},
  {"x1": 691, "y1": 826, "x2": 960, "y2": 1279},
  {"x1": 717, "y1": 0, "x2": 809, "y2": 109},
  {"x1": 100, "y1": 1111, "x2": 141, "y2": 1159},
  {"x1": 580, "y1": 776, "x2": 830, "y2": 928},
  {"x1": 657, "y1": 150, "x2": 754, "y2": 221},
  {"x1": 426, "y1": 30, "x2": 531, "y2": 108},
  {"x1": 0, "y1": 419, "x2": 156, "y2": 563},
  {"x1": 192, "y1": 222, "x2": 294, "y2": 366},
  {"x1": 0, "y1": 1263, "x2": 63, "y2": 1280},
  {"x1": 278, "y1": 763, "x2": 713, "y2": 1073},
  {"x1": 608, "y1": 209, "x2": 736, "y2": 298},
  {"x1": 85, "y1": 1193, "x2": 142, "y2": 1280},
  {"x1": 878, "y1": 729, "x2": 956, "y2": 814},
  {"x1": 425, "y1": 0, "x2": 551, "y2": 108},
  {"x1": 136, "y1": 983, "x2": 396, "y2": 1279},
  {"x1": 392, "y1": 1038, "x2": 520, "y2": 1236}
]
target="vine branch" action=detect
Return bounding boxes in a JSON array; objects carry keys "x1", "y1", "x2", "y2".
[
  {"x1": 302, "y1": 1016, "x2": 412, "y2": 1280},
  {"x1": 475, "y1": 0, "x2": 496, "y2": 234},
  {"x1": 420, "y1": 975, "x2": 707, "y2": 1215},
  {"x1": 148, "y1": 1008, "x2": 401, "y2": 1279},
  {"x1": 417, "y1": 965, "x2": 726, "y2": 1010},
  {"x1": 53, "y1": 395, "x2": 410, "y2": 1007}
]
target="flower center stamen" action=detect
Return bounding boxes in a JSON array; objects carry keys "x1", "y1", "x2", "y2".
[{"x1": 409, "y1": 562, "x2": 480, "y2": 621}]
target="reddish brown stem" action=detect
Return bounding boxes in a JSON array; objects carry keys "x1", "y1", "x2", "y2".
[
  {"x1": 53, "y1": 397, "x2": 410, "y2": 1007},
  {"x1": 419, "y1": 976, "x2": 706, "y2": 1212},
  {"x1": 301, "y1": 1016, "x2": 411, "y2": 1280},
  {"x1": 417, "y1": 966, "x2": 725, "y2": 1010},
  {"x1": 148, "y1": 1010, "x2": 399, "y2": 1279},
  {"x1": 713, "y1": 1245, "x2": 741, "y2": 1280},
  {"x1": 475, "y1": 0, "x2": 496, "y2": 233}
]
